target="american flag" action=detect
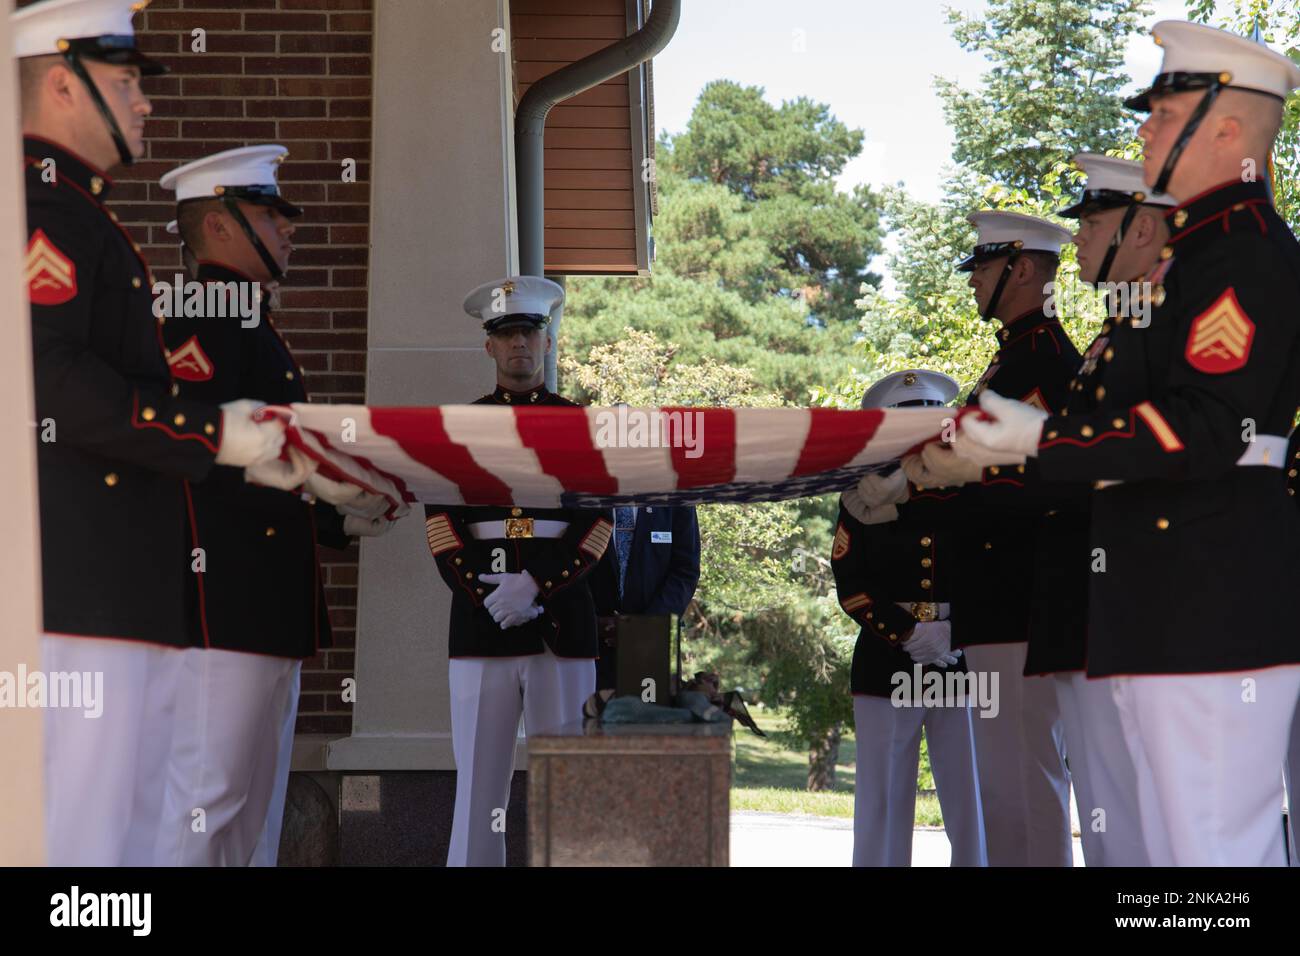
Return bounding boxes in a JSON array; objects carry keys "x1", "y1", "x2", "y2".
[{"x1": 262, "y1": 403, "x2": 956, "y2": 518}]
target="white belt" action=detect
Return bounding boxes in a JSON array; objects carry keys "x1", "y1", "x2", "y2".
[
  {"x1": 897, "y1": 602, "x2": 951, "y2": 621},
  {"x1": 468, "y1": 519, "x2": 569, "y2": 540},
  {"x1": 1094, "y1": 434, "x2": 1288, "y2": 491}
]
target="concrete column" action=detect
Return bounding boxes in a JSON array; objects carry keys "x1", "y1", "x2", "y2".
[
  {"x1": 328, "y1": 0, "x2": 519, "y2": 774},
  {"x1": 0, "y1": 11, "x2": 48, "y2": 864}
]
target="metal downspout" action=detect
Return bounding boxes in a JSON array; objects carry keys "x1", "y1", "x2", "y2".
[{"x1": 514, "y1": 0, "x2": 681, "y2": 390}]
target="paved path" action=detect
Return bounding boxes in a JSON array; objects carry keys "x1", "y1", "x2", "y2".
[{"x1": 730, "y1": 811, "x2": 1086, "y2": 866}]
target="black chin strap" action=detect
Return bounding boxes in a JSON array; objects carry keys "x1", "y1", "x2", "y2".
[
  {"x1": 60, "y1": 51, "x2": 134, "y2": 167},
  {"x1": 222, "y1": 197, "x2": 283, "y2": 282},
  {"x1": 1154, "y1": 78, "x2": 1228, "y2": 196},
  {"x1": 1095, "y1": 200, "x2": 1143, "y2": 286},
  {"x1": 982, "y1": 250, "x2": 1021, "y2": 322}
]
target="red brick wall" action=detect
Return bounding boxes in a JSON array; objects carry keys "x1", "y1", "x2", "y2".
[{"x1": 114, "y1": 0, "x2": 374, "y2": 735}]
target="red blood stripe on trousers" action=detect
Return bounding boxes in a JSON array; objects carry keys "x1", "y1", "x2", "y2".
[
  {"x1": 370, "y1": 406, "x2": 515, "y2": 505},
  {"x1": 670, "y1": 407, "x2": 735, "y2": 488},
  {"x1": 793, "y1": 408, "x2": 883, "y2": 476},
  {"x1": 514, "y1": 406, "x2": 618, "y2": 495}
]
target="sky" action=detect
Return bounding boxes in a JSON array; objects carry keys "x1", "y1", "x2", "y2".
[{"x1": 648, "y1": 0, "x2": 1194, "y2": 288}]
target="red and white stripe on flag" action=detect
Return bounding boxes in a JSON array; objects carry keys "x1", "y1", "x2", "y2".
[{"x1": 259, "y1": 403, "x2": 956, "y2": 511}]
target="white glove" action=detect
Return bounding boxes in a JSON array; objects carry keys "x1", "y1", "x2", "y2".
[
  {"x1": 903, "y1": 621, "x2": 961, "y2": 668},
  {"x1": 479, "y1": 572, "x2": 541, "y2": 629},
  {"x1": 902, "y1": 443, "x2": 983, "y2": 488},
  {"x1": 215, "y1": 399, "x2": 285, "y2": 466},
  {"x1": 305, "y1": 471, "x2": 364, "y2": 506},
  {"x1": 245, "y1": 444, "x2": 317, "y2": 491},
  {"x1": 840, "y1": 489, "x2": 899, "y2": 526},
  {"x1": 855, "y1": 469, "x2": 910, "y2": 507},
  {"x1": 338, "y1": 490, "x2": 391, "y2": 520},
  {"x1": 343, "y1": 514, "x2": 393, "y2": 537},
  {"x1": 904, "y1": 616, "x2": 967, "y2": 671},
  {"x1": 953, "y1": 391, "x2": 1046, "y2": 465},
  {"x1": 496, "y1": 604, "x2": 544, "y2": 629}
]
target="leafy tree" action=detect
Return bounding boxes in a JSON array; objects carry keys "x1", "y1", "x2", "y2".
[
  {"x1": 658, "y1": 81, "x2": 883, "y2": 324},
  {"x1": 935, "y1": 0, "x2": 1154, "y2": 201}
]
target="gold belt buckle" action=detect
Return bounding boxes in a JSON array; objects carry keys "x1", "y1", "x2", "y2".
[
  {"x1": 910, "y1": 602, "x2": 940, "y2": 622},
  {"x1": 505, "y1": 517, "x2": 534, "y2": 539}
]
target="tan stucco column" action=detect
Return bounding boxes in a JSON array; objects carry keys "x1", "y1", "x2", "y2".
[
  {"x1": 328, "y1": 0, "x2": 519, "y2": 772},
  {"x1": 0, "y1": 12, "x2": 47, "y2": 864}
]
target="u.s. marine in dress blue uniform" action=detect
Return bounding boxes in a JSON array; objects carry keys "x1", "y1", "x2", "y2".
[
  {"x1": 892, "y1": 212, "x2": 1079, "y2": 867},
  {"x1": 426, "y1": 276, "x2": 612, "y2": 867},
  {"x1": 831, "y1": 370, "x2": 986, "y2": 867}
]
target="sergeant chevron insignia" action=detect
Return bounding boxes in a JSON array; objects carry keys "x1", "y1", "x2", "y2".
[
  {"x1": 1185, "y1": 288, "x2": 1254, "y2": 374},
  {"x1": 25, "y1": 229, "x2": 77, "y2": 306},
  {"x1": 167, "y1": 336, "x2": 214, "y2": 382},
  {"x1": 832, "y1": 522, "x2": 850, "y2": 560}
]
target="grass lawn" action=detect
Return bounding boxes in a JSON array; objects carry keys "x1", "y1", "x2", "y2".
[{"x1": 731, "y1": 706, "x2": 945, "y2": 827}]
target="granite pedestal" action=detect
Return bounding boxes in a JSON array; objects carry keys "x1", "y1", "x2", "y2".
[{"x1": 528, "y1": 720, "x2": 731, "y2": 866}]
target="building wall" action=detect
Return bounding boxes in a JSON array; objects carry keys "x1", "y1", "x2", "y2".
[
  {"x1": 118, "y1": 0, "x2": 377, "y2": 736},
  {"x1": 512, "y1": 0, "x2": 649, "y2": 274}
]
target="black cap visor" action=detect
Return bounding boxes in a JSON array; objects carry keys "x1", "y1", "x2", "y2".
[
  {"x1": 1124, "y1": 71, "x2": 1253, "y2": 112},
  {"x1": 220, "y1": 184, "x2": 302, "y2": 218},
  {"x1": 65, "y1": 35, "x2": 168, "y2": 77},
  {"x1": 957, "y1": 240, "x2": 1022, "y2": 273},
  {"x1": 485, "y1": 314, "x2": 549, "y2": 334},
  {"x1": 1058, "y1": 188, "x2": 1148, "y2": 220}
]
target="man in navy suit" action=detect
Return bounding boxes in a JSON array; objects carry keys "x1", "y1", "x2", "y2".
[{"x1": 591, "y1": 504, "x2": 701, "y2": 689}]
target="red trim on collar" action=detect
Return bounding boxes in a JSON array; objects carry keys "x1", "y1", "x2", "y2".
[
  {"x1": 1003, "y1": 316, "x2": 1059, "y2": 347},
  {"x1": 21, "y1": 133, "x2": 116, "y2": 186},
  {"x1": 1169, "y1": 198, "x2": 1269, "y2": 245}
]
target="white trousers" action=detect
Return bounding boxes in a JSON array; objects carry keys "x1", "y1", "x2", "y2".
[
  {"x1": 1054, "y1": 671, "x2": 1147, "y2": 866},
  {"x1": 1112, "y1": 666, "x2": 1300, "y2": 867},
  {"x1": 962, "y1": 642, "x2": 1072, "y2": 866},
  {"x1": 155, "y1": 648, "x2": 298, "y2": 866},
  {"x1": 447, "y1": 649, "x2": 594, "y2": 867},
  {"x1": 852, "y1": 694, "x2": 987, "y2": 867},
  {"x1": 250, "y1": 661, "x2": 301, "y2": 867},
  {"x1": 1287, "y1": 690, "x2": 1300, "y2": 866},
  {"x1": 41, "y1": 635, "x2": 183, "y2": 866}
]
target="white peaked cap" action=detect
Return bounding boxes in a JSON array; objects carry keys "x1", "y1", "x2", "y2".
[
  {"x1": 958, "y1": 211, "x2": 1072, "y2": 271},
  {"x1": 463, "y1": 275, "x2": 565, "y2": 332},
  {"x1": 13, "y1": 0, "x2": 151, "y2": 59},
  {"x1": 160, "y1": 144, "x2": 292, "y2": 203},
  {"x1": 1128, "y1": 20, "x2": 1300, "y2": 108},
  {"x1": 861, "y1": 369, "x2": 960, "y2": 410},
  {"x1": 1058, "y1": 153, "x2": 1176, "y2": 218}
]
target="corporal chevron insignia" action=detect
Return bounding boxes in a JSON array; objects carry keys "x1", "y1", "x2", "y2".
[
  {"x1": 167, "y1": 336, "x2": 215, "y2": 382},
  {"x1": 25, "y1": 229, "x2": 77, "y2": 306},
  {"x1": 1186, "y1": 288, "x2": 1254, "y2": 374},
  {"x1": 832, "y1": 522, "x2": 850, "y2": 560}
]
